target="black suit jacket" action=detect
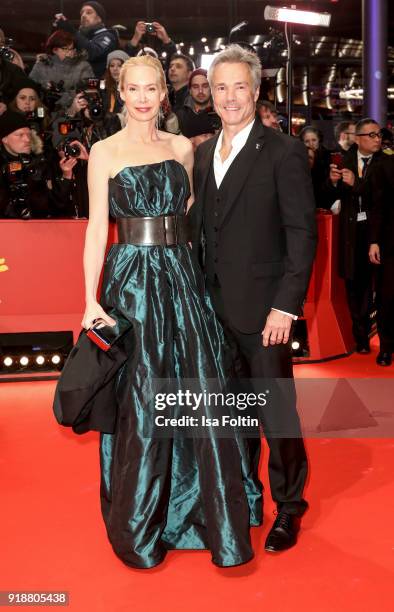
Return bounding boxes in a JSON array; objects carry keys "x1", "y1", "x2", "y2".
[
  {"x1": 325, "y1": 147, "x2": 383, "y2": 279},
  {"x1": 189, "y1": 119, "x2": 317, "y2": 334},
  {"x1": 369, "y1": 154, "x2": 394, "y2": 257}
]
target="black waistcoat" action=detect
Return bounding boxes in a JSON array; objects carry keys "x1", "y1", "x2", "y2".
[{"x1": 203, "y1": 161, "x2": 230, "y2": 283}]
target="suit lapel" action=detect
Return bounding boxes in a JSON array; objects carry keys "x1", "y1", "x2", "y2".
[
  {"x1": 218, "y1": 119, "x2": 265, "y2": 225},
  {"x1": 196, "y1": 134, "x2": 218, "y2": 205}
]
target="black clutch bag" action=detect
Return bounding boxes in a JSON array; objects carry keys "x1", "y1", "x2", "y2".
[{"x1": 86, "y1": 310, "x2": 132, "y2": 352}]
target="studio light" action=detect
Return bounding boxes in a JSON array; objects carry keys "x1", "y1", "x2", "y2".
[
  {"x1": 189, "y1": 46, "x2": 194, "y2": 56},
  {"x1": 201, "y1": 37, "x2": 207, "y2": 43},
  {"x1": 35, "y1": 355, "x2": 45, "y2": 366},
  {"x1": 20, "y1": 356, "x2": 29, "y2": 366},
  {"x1": 292, "y1": 341, "x2": 301, "y2": 351},
  {"x1": 200, "y1": 54, "x2": 216, "y2": 70},
  {"x1": 3, "y1": 357, "x2": 13, "y2": 367},
  {"x1": 51, "y1": 355, "x2": 61, "y2": 365},
  {"x1": 264, "y1": 6, "x2": 331, "y2": 27}
]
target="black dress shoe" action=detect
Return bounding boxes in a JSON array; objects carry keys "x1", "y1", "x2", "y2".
[
  {"x1": 376, "y1": 351, "x2": 392, "y2": 366},
  {"x1": 264, "y1": 512, "x2": 299, "y2": 553},
  {"x1": 356, "y1": 342, "x2": 370, "y2": 354}
]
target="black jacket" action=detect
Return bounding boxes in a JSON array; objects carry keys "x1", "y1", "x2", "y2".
[
  {"x1": 368, "y1": 153, "x2": 394, "y2": 257},
  {"x1": 324, "y1": 147, "x2": 383, "y2": 279},
  {"x1": 189, "y1": 119, "x2": 317, "y2": 334}
]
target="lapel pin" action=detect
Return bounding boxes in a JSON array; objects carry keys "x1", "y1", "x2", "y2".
[{"x1": 256, "y1": 143, "x2": 262, "y2": 150}]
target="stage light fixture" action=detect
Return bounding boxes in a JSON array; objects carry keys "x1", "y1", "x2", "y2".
[
  {"x1": 36, "y1": 355, "x2": 45, "y2": 366},
  {"x1": 20, "y1": 356, "x2": 29, "y2": 366},
  {"x1": 264, "y1": 6, "x2": 331, "y2": 27},
  {"x1": 51, "y1": 355, "x2": 61, "y2": 365},
  {"x1": 292, "y1": 341, "x2": 301, "y2": 351},
  {"x1": 3, "y1": 357, "x2": 13, "y2": 367},
  {"x1": 189, "y1": 47, "x2": 194, "y2": 56},
  {"x1": 201, "y1": 37, "x2": 207, "y2": 43}
]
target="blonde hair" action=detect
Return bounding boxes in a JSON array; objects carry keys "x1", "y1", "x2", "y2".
[{"x1": 119, "y1": 55, "x2": 167, "y2": 93}]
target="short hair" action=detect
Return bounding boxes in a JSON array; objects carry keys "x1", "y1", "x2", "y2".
[
  {"x1": 334, "y1": 121, "x2": 355, "y2": 141},
  {"x1": 355, "y1": 117, "x2": 379, "y2": 134},
  {"x1": 256, "y1": 99, "x2": 277, "y2": 114},
  {"x1": 46, "y1": 30, "x2": 74, "y2": 53},
  {"x1": 169, "y1": 53, "x2": 195, "y2": 72},
  {"x1": 208, "y1": 44, "x2": 261, "y2": 92},
  {"x1": 119, "y1": 55, "x2": 167, "y2": 93}
]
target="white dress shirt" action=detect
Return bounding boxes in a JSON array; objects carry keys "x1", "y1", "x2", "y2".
[{"x1": 213, "y1": 120, "x2": 297, "y2": 320}]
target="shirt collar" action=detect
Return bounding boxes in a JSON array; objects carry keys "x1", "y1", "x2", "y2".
[
  {"x1": 357, "y1": 149, "x2": 373, "y2": 161},
  {"x1": 215, "y1": 118, "x2": 256, "y2": 158}
]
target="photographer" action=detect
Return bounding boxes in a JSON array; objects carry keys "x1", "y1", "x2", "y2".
[
  {"x1": 102, "y1": 50, "x2": 129, "y2": 113},
  {"x1": 125, "y1": 21, "x2": 176, "y2": 65},
  {"x1": 0, "y1": 110, "x2": 74, "y2": 218},
  {"x1": 29, "y1": 30, "x2": 94, "y2": 112},
  {"x1": 53, "y1": 2, "x2": 118, "y2": 78},
  {"x1": 0, "y1": 51, "x2": 26, "y2": 109}
]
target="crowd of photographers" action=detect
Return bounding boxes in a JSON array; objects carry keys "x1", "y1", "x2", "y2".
[{"x1": 1, "y1": 2, "x2": 394, "y2": 364}]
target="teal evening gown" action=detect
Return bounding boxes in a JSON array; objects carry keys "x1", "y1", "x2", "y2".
[{"x1": 99, "y1": 159, "x2": 262, "y2": 568}]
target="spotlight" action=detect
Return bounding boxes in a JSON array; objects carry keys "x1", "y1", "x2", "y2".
[
  {"x1": 204, "y1": 45, "x2": 210, "y2": 53},
  {"x1": 161, "y1": 51, "x2": 167, "y2": 58},
  {"x1": 3, "y1": 357, "x2": 13, "y2": 367},
  {"x1": 36, "y1": 355, "x2": 45, "y2": 366},
  {"x1": 201, "y1": 37, "x2": 207, "y2": 43},
  {"x1": 264, "y1": 6, "x2": 331, "y2": 27},
  {"x1": 20, "y1": 356, "x2": 29, "y2": 366},
  {"x1": 51, "y1": 354, "x2": 61, "y2": 365},
  {"x1": 292, "y1": 341, "x2": 301, "y2": 351},
  {"x1": 189, "y1": 46, "x2": 194, "y2": 56},
  {"x1": 179, "y1": 42, "x2": 184, "y2": 47}
]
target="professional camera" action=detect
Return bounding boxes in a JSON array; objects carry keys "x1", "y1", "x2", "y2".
[
  {"x1": 144, "y1": 22, "x2": 156, "y2": 34},
  {"x1": 57, "y1": 119, "x2": 83, "y2": 158},
  {"x1": 1, "y1": 155, "x2": 47, "y2": 218},
  {"x1": 77, "y1": 78, "x2": 104, "y2": 120},
  {"x1": 0, "y1": 46, "x2": 15, "y2": 62},
  {"x1": 43, "y1": 80, "x2": 65, "y2": 112}
]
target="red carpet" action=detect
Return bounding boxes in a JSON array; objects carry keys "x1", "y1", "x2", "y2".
[{"x1": 1, "y1": 338, "x2": 393, "y2": 611}]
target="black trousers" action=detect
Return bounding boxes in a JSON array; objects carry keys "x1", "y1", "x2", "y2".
[
  {"x1": 345, "y1": 223, "x2": 374, "y2": 346},
  {"x1": 208, "y1": 280, "x2": 308, "y2": 517},
  {"x1": 376, "y1": 255, "x2": 394, "y2": 353}
]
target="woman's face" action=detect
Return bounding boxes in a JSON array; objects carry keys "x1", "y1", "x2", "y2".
[
  {"x1": 120, "y1": 65, "x2": 165, "y2": 123},
  {"x1": 302, "y1": 131, "x2": 319, "y2": 151},
  {"x1": 15, "y1": 88, "x2": 38, "y2": 113},
  {"x1": 109, "y1": 59, "x2": 123, "y2": 83}
]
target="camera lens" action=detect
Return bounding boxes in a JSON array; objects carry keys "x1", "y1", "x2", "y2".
[{"x1": 64, "y1": 142, "x2": 81, "y2": 158}]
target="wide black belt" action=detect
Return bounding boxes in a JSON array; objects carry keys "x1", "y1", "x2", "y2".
[{"x1": 116, "y1": 215, "x2": 191, "y2": 246}]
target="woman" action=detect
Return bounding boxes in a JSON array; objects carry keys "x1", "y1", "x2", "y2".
[
  {"x1": 81, "y1": 55, "x2": 259, "y2": 569},
  {"x1": 29, "y1": 30, "x2": 94, "y2": 111},
  {"x1": 8, "y1": 78, "x2": 50, "y2": 152},
  {"x1": 102, "y1": 50, "x2": 129, "y2": 114},
  {"x1": 299, "y1": 126, "x2": 330, "y2": 207}
]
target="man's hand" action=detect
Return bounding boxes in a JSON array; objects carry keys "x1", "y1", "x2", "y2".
[
  {"x1": 262, "y1": 310, "x2": 293, "y2": 347},
  {"x1": 68, "y1": 140, "x2": 89, "y2": 161},
  {"x1": 329, "y1": 163, "x2": 342, "y2": 185},
  {"x1": 59, "y1": 153, "x2": 77, "y2": 179},
  {"x1": 68, "y1": 93, "x2": 88, "y2": 116},
  {"x1": 152, "y1": 22, "x2": 171, "y2": 44},
  {"x1": 130, "y1": 21, "x2": 146, "y2": 46},
  {"x1": 369, "y1": 243, "x2": 381, "y2": 264},
  {"x1": 341, "y1": 168, "x2": 355, "y2": 187}
]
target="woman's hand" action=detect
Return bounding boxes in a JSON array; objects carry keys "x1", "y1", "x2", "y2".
[{"x1": 81, "y1": 302, "x2": 116, "y2": 330}]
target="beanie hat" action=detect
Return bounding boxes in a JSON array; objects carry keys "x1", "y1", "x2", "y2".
[
  {"x1": 81, "y1": 2, "x2": 106, "y2": 22},
  {"x1": 10, "y1": 77, "x2": 42, "y2": 102},
  {"x1": 188, "y1": 68, "x2": 208, "y2": 89},
  {"x1": 0, "y1": 110, "x2": 30, "y2": 140},
  {"x1": 106, "y1": 49, "x2": 130, "y2": 67}
]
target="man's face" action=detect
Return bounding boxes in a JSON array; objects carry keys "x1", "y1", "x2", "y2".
[
  {"x1": 80, "y1": 5, "x2": 102, "y2": 28},
  {"x1": 189, "y1": 75, "x2": 211, "y2": 107},
  {"x1": 258, "y1": 106, "x2": 280, "y2": 130},
  {"x1": 2, "y1": 128, "x2": 32, "y2": 155},
  {"x1": 355, "y1": 123, "x2": 382, "y2": 155},
  {"x1": 211, "y1": 62, "x2": 258, "y2": 129},
  {"x1": 339, "y1": 124, "x2": 356, "y2": 148},
  {"x1": 168, "y1": 59, "x2": 191, "y2": 88}
]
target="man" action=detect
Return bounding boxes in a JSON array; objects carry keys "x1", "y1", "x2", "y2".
[
  {"x1": 328, "y1": 118, "x2": 383, "y2": 353},
  {"x1": 368, "y1": 154, "x2": 394, "y2": 366},
  {"x1": 256, "y1": 100, "x2": 281, "y2": 131},
  {"x1": 175, "y1": 68, "x2": 220, "y2": 144},
  {"x1": 0, "y1": 110, "x2": 74, "y2": 218},
  {"x1": 334, "y1": 121, "x2": 357, "y2": 154},
  {"x1": 54, "y1": 2, "x2": 118, "y2": 78},
  {"x1": 125, "y1": 20, "x2": 177, "y2": 62},
  {"x1": 168, "y1": 53, "x2": 195, "y2": 112},
  {"x1": 190, "y1": 45, "x2": 316, "y2": 552}
]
